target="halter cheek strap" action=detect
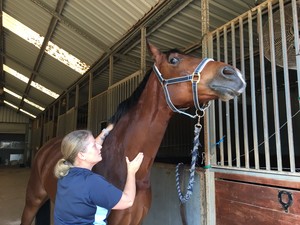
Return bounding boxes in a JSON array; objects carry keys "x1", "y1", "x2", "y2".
[{"x1": 153, "y1": 58, "x2": 214, "y2": 118}]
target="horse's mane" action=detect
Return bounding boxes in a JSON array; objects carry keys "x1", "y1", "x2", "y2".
[
  {"x1": 109, "y1": 69, "x2": 152, "y2": 124},
  {"x1": 108, "y1": 48, "x2": 182, "y2": 124}
]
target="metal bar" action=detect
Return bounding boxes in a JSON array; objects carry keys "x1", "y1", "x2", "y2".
[
  {"x1": 216, "y1": 30, "x2": 224, "y2": 166},
  {"x1": 291, "y1": 0, "x2": 300, "y2": 108},
  {"x1": 52, "y1": 104, "x2": 55, "y2": 122},
  {"x1": 239, "y1": 17, "x2": 249, "y2": 169},
  {"x1": 248, "y1": 11, "x2": 259, "y2": 169},
  {"x1": 201, "y1": 0, "x2": 209, "y2": 57},
  {"x1": 211, "y1": 166, "x2": 300, "y2": 179},
  {"x1": 267, "y1": 1, "x2": 282, "y2": 172},
  {"x1": 109, "y1": 56, "x2": 114, "y2": 86},
  {"x1": 58, "y1": 99, "x2": 61, "y2": 117},
  {"x1": 208, "y1": 33, "x2": 217, "y2": 165},
  {"x1": 75, "y1": 84, "x2": 79, "y2": 129},
  {"x1": 224, "y1": 26, "x2": 232, "y2": 167},
  {"x1": 257, "y1": 7, "x2": 270, "y2": 171},
  {"x1": 279, "y1": 0, "x2": 295, "y2": 172},
  {"x1": 87, "y1": 73, "x2": 93, "y2": 130},
  {"x1": 231, "y1": 21, "x2": 240, "y2": 168},
  {"x1": 141, "y1": 27, "x2": 147, "y2": 83}
]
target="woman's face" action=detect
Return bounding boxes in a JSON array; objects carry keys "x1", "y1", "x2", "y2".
[{"x1": 83, "y1": 136, "x2": 102, "y2": 166}]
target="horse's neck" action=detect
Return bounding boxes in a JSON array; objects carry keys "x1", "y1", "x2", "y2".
[
  {"x1": 97, "y1": 73, "x2": 173, "y2": 188},
  {"x1": 123, "y1": 73, "x2": 173, "y2": 156}
]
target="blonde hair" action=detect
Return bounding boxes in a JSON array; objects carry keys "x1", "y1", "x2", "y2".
[{"x1": 54, "y1": 130, "x2": 92, "y2": 178}]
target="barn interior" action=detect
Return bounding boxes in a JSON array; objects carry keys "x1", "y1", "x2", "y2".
[{"x1": 0, "y1": 0, "x2": 299, "y2": 225}]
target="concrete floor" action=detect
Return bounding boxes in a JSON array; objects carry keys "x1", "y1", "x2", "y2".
[{"x1": 0, "y1": 166, "x2": 31, "y2": 225}]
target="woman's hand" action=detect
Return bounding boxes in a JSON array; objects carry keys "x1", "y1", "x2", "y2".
[
  {"x1": 113, "y1": 152, "x2": 144, "y2": 210},
  {"x1": 96, "y1": 124, "x2": 114, "y2": 145},
  {"x1": 126, "y1": 152, "x2": 144, "y2": 174}
]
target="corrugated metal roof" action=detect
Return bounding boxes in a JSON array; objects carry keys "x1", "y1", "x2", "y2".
[{"x1": 1, "y1": 0, "x2": 262, "y2": 119}]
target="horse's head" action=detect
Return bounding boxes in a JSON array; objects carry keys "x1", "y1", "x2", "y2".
[{"x1": 148, "y1": 43, "x2": 246, "y2": 115}]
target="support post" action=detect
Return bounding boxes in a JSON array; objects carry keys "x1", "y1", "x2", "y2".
[{"x1": 140, "y1": 27, "x2": 147, "y2": 81}]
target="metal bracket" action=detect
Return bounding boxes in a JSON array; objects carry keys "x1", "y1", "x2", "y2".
[{"x1": 278, "y1": 190, "x2": 293, "y2": 213}]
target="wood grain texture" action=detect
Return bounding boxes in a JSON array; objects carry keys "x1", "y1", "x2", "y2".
[{"x1": 215, "y1": 173, "x2": 300, "y2": 225}]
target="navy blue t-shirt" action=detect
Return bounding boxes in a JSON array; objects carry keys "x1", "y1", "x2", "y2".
[{"x1": 54, "y1": 167, "x2": 122, "y2": 225}]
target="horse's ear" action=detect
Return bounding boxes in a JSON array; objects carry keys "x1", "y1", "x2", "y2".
[{"x1": 146, "y1": 41, "x2": 162, "y2": 64}]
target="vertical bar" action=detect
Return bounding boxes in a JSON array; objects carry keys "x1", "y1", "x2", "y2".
[
  {"x1": 257, "y1": 7, "x2": 270, "y2": 170},
  {"x1": 109, "y1": 55, "x2": 113, "y2": 86},
  {"x1": 57, "y1": 99, "x2": 61, "y2": 137},
  {"x1": 224, "y1": 26, "x2": 232, "y2": 167},
  {"x1": 52, "y1": 105, "x2": 55, "y2": 122},
  {"x1": 75, "y1": 84, "x2": 79, "y2": 129},
  {"x1": 108, "y1": 89, "x2": 111, "y2": 118},
  {"x1": 141, "y1": 27, "x2": 147, "y2": 82},
  {"x1": 0, "y1": 0, "x2": 4, "y2": 108},
  {"x1": 58, "y1": 99, "x2": 61, "y2": 117},
  {"x1": 201, "y1": 0, "x2": 210, "y2": 168},
  {"x1": 87, "y1": 73, "x2": 93, "y2": 130},
  {"x1": 208, "y1": 33, "x2": 217, "y2": 165},
  {"x1": 231, "y1": 21, "x2": 240, "y2": 168},
  {"x1": 66, "y1": 92, "x2": 69, "y2": 111},
  {"x1": 201, "y1": 1, "x2": 216, "y2": 221},
  {"x1": 279, "y1": 0, "x2": 295, "y2": 172},
  {"x1": 126, "y1": 81, "x2": 128, "y2": 99},
  {"x1": 248, "y1": 11, "x2": 259, "y2": 169},
  {"x1": 47, "y1": 108, "x2": 50, "y2": 122},
  {"x1": 291, "y1": 0, "x2": 300, "y2": 108},
  {"x1": 201, "y1": 0, "x2": 209, "y2": 57},
  {"x1": 239, "y1": 17, "x2": 249, "y2": 169},
  {"x1": 216, "y1": 30, "x2": 224, "y2": 166},
  {"x1": 268, "y1": 1, "x2": 282, "y2": 171}
]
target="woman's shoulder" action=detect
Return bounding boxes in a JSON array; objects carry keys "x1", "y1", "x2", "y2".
[
  {"x1": 70, "y1": 167, "x2": 91, "y2": 174},
  {"x1": 73, "y1": 168, "x2": 104, "y2": 179}
]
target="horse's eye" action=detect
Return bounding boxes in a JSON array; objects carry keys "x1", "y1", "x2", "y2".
[{"x1": 169, "y1": 57, "x2": 180, "y2": 65}]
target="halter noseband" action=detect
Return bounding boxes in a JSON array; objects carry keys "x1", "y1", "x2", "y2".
[{"x1": 153, "y1": 58, "x2": 214, "y2": 118}]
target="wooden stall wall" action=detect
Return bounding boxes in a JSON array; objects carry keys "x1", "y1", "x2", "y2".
[{"x1": 215, "y1": 172, "x2": 300, "y2": 225}]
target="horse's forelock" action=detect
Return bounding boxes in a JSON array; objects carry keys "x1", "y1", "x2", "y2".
[{"x1": 163, "y1": 48, "x2": 183, "y2": 58}]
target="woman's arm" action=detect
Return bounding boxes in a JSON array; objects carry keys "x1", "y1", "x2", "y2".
[
  {"x1": 113, "y1": 152, "x2": 144, "y2": 209},
  {"x1": 95, "y1": 124, "x2": 114, "y2": 146}
]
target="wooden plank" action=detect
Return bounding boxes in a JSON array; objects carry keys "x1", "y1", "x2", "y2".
[
  {"x1": 216, "y1": 198, "x2": 300, "y2": 225},
  {"x1": 215, "y1": 172, "x2": 300, "y2": 189},
  {"x1": 216, "y1": 179, "x2": 300, "y2": 215}
]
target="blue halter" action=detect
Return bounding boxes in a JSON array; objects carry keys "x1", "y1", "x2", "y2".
[{"x1": 153, "y1": 58, "x2": 214, "y2": 118}]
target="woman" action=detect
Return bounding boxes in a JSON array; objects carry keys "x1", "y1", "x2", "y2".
[{"x1": 53, "y1": 125, "x2": 144, "y2": 225}]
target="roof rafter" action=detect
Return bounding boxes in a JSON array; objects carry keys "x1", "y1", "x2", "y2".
[
  {"x1": 31, "y1": 0, "x2": 112, "y2": 52},
  {"x1": 0, "y1": 52, "x2": 65, "y2": 91},
  {"x1": 18, "y1": 0, "x2": 67, "y2": 111}
]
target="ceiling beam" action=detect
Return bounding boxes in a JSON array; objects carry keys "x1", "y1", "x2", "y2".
[
  {"x1": 0, "y1": 0, "x2": 5, "y2": 105},
  {"x1": 18, "y1": 0, "x2": 67, "y2": 111},
  {"x1": 0, "y1": 52, "x2": 65, "y2": 90},
  {"x1": 31, "y1": 0, "x2": 111, "y2": 52}
]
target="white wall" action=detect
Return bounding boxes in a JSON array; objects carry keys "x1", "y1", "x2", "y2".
[{"x1": 143, "y1": 163, "x2": 203, "y2": 225}]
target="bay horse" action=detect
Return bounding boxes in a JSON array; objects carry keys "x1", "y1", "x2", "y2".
[{"x1": 21, "y1": 43, "x2": 246, "y2": 225}]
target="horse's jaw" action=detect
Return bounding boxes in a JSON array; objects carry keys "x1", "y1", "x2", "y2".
[{"x1": 209, "y1": 85, "x2": 245, "y2": 101}]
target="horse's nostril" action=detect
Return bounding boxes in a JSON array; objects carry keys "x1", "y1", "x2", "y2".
[{"x1": 222, "y1": 66, "x2": 235, "y2": 76}]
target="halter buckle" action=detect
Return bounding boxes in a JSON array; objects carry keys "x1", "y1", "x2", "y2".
[{"x1": 191, "y1": 72, "x2": 201, "y2": 84}]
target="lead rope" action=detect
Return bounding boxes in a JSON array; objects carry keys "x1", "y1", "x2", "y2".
[{"x1": 175, "y1": 114, "x2": 202, "y2": 204}]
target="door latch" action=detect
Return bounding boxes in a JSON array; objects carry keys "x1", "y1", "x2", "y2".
[{"x1": 278, "y1": 190, "x2": 293, "y2": 213}]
